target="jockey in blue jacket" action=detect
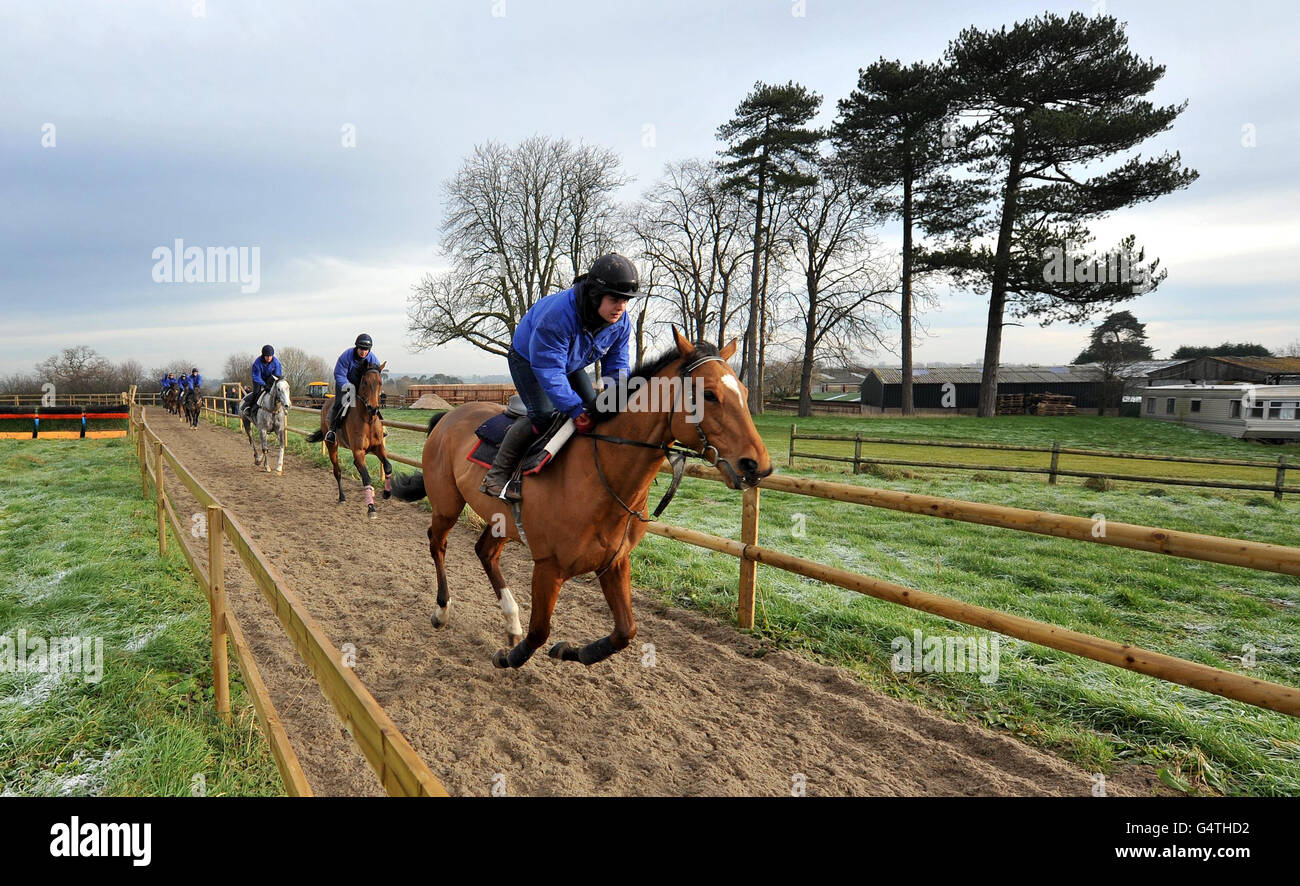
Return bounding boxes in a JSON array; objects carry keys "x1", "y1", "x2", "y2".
[
  {"x1": 325, "y1": 333, "x2": 381, "y2": 443},
  {"x1": 187, "y1": 368, "x2": 202, "y2": 392},
  {"x1": 480, "y1": 252, "x2": 638, "y2": 501},
  {"x1": 242, "y1": 345, "x2": 283, "y2": 419}
]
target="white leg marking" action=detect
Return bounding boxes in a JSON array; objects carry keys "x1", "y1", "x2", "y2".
[
  {"x1": 500, "y1": 587, "x2": 523, "y2": 637},
  {"x1": 433, "y1": 603, "x2": 449, "y2": 625}
]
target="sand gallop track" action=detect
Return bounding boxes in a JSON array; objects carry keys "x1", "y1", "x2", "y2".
[{"x1": 147, "y1": 411, "x2": 1124, "y2": 796}]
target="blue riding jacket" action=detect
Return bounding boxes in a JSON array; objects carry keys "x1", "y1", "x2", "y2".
[
  {"x1": 187, "y1": 372, "x2": 202, "y2": 389},
  {"x1": 512, "y1": 286, "x2": 630, "y2": 418},
  {"x1": 251, "y1": 356, "x2": 283, "y2": 387},
  {"x1": 334, "y1": 348, "x2": 381, "y2": 390}
]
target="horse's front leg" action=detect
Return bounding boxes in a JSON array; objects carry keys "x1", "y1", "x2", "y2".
[
  {"x1": 550, "y1": 555, "x2": 636, "y2": 666},
  {"x1": 353, "y1": 451, "x2": 376, "y2": 518},
  {"x1": 260, "y1": 428, "x2": 271, "y2": 472},
  {"x1": 494, "y1": 560, "x2": 564, "y2": 669},
  {"x1": 275, "y1": 426, "x2": 285, "y2": 474}
]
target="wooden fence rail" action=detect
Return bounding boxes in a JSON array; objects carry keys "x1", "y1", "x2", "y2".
[
  {"x1": 647, "y1": 463, "x2": 1300, "y2": 718},
  {"x1": 188, "y1": 394, "x2": 1300, "y2": 718},
  {"x1": 130, "y1": 403, "x2": 446, "y2": 796},
  {"x1": 789, "y1": 426, "x2": 1296, "y2": 499}
]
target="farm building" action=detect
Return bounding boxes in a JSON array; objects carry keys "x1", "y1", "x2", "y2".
[
  {"x1": 1146, "y1": 356, "x2": 1300, "y2": 386},
  {"x1": 1139, "y1": 383, "x2": 1300, "y2": 441},
  {"x1": 860, "y1": 365, "x2": 1108, "y2": 414}
]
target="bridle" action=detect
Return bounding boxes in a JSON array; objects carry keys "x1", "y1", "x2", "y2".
[
  {"x1": 360, "y1": 369, "x2": 383, "y2": 419},
  {"x1": 584, "y1": 352, "x2": 745, "y2": 575}
]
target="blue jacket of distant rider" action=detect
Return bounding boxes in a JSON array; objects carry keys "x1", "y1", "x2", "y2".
[
  {"x1": 334, "y1": 348, "x2": 381, "y2": 390},
  {"x1": 512, "y1": 286, "x2": 630, "y2": 418},
  {"x1": 251, "y1": 356, "x2": 283, "y2": 387},
  {"x1": 176, "y1": 375, "x2": 190, "y2": 390},
  {"x1": 160, "y1": 376, "x2": 172, "y2": 388}
]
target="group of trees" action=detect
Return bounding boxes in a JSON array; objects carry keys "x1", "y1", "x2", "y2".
[{"x1": 408, "y1": 11, "x2": 1199, "y2": 417}]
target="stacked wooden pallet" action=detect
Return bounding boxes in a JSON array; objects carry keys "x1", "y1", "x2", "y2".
[
  {"x1": 995, "y1": 393, "x2": 1077, "y2": 416},
  {"x1": 1034, "y1": 394, "x2": 1077, "y2": 416}
]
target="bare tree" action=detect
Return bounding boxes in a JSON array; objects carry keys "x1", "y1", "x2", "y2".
[
  {"x1": 1281, "y1": 339, "x2": 1300, "y2": 358},
  {"x1": 408, "y1": 137, "x2": 629, "y2": 357},
  {"x1": 276, "y1": 346, "x2": 332, "y2": 397},
  {"x1": 631, "y1": 160, "x2": 750, "y2": 347},
  {"x1": 784, "y1": 164, "x2": 897, "y2": 416},
  {"x1": 221, "y1": 351, "x2": 256, "y2": 389},
  {"x1": 34, "y1": 346, "x2": 114, "y2": 394}
]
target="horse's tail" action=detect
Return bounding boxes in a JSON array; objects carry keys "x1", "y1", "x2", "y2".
[
  {"x1": 389, "y1": 472, "x2": 428, "y2": 502},
  {"x1": 305, "y1": 428, "x2": 324, "y2": 443},
  {"x1": 426, "y1": 410, "x2": 448, "y2": 435}
]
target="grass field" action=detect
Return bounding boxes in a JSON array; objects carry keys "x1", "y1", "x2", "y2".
[
  {"x1": 211, "y1": 405, "x2": 1300, "y2": 794},
  {"x1": 0, "y1": 438, "x2": 281, "y2": 796}
]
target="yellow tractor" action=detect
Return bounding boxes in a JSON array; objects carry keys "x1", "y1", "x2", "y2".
[{"x1": 302, "y1": 381, "x2": 333, "y2": 409}]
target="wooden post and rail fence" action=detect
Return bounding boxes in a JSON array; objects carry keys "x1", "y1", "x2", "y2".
[
  {"x1": 190, "y1": 393, "x2": 1300, "y2": 719},
  {"x1": 788, "y1": 426, "x2": 1296, "y2": 499},
  {"x1": 129, "y1": 403, "x2": 447, "y2": 797},
  {"x1": 119, "y1": 392, "x2": 1300, "y2": 796}
]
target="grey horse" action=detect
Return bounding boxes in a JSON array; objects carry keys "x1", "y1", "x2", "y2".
[{"x1": 241, "y1": 378, "x2": 292, "y2": 474}]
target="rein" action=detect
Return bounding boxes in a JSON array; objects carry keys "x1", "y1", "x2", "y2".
[{"x1": 584, "y1": 353, "x2": 738, "y2": 576}]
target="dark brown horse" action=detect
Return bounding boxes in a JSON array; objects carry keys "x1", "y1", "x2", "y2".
[
  {"x1": 306, "y1": 363, "x2": 394, "y2": 519},
  {"x1": 390, "y1": 330, "x2": 772, "y2": 669}
]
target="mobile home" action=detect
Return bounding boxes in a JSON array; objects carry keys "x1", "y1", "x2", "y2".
[{"x1": 1140, "y1": 384, "x2": 1300, "y2": 441}]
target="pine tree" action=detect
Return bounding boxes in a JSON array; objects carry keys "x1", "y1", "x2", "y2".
[
  {"x1": 938, "y1": 12, "x2": 1198, "y2": 416},
  {"x1": 718, "y1": 81, "x2": 824, "y2": 413},
  {"x1": 833, "y1": 60, "x2": 982, "y2": 415}
]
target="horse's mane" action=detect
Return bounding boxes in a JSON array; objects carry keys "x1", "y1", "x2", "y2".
[{"x1": 628, "y1": 340, "x2": 720, "y2": 382}]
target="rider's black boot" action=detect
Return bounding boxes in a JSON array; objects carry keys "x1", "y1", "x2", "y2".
[{"x1": 479, "y1": 416, "x2": 535, "y2": 502}]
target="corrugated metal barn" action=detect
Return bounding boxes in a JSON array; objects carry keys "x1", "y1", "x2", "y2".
[
  {"x1": 1146, "y1": 356, "x2": 1300, "y2": 386},
  {"x1": 860, "y1": 366, "x2": 1107, "y2": 413}
]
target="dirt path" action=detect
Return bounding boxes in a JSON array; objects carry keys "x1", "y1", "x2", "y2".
[{"x1": 147, "y1": 411, "x2": 1131, "y2": 796}]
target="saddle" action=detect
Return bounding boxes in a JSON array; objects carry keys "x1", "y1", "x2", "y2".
[{"x1": 467, "y1": 397, "x2": 575, "y2": 477}]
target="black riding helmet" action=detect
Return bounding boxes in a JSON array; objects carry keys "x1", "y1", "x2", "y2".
[
  {"x1": 576, "y1": 253, "x2": 640, "y2": 330},
  {"x1": 355, "y1": 333, "x2": 373, "y2": 350},
  {"x1": 261, "y1": 344, "x2": 275, "y2": 357}
]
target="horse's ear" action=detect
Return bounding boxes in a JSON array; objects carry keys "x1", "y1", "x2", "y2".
[
  {"x1": 719, "y1": 338, "x2": 738, "y2": 361},
  {"x1": 378, "y1": 361, "x2": 387, "y2": 371},
  {"x1": 672, "y1": 327, "x2": 693, "y2": 357}
]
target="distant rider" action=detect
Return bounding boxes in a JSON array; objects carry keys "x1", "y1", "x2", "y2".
[
  {"x1": 242, "y1": 345, "x2": 283, "y2": 420},
  {"x1": 325, "y1": 334, "x2": 381, "y2": 444}
]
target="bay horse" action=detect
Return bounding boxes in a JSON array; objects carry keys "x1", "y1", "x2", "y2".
[
  {"x1": 242, "y1": 377, "x2": 291, "y2": 474},
  {"x1": 389, "y1": 330, "x2": 772, "y2": 669},
  {"x1": 306, "y1": 363, "x2": 394, "y2": 519},
  {"x1": 164, "y1": 385, "x2": 180, "y2": 415}
]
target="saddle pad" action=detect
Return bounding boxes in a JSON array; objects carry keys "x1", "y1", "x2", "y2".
[{"x1": 468, "y1": 413, "x2": 574, "y2": 476}]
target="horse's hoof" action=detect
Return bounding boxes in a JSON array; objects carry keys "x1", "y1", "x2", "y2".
[
  {"x1": 275, "y1": 469, "x2": 283, "y2": 476},
  {"x1": 368, "y1": 506, "x2": 377, "y2": 520},
  {"x1": 548, "y1": 641, "x2": 575, "y2": 661},
  {"x1": 492, "y1": 649, "x2": 511, "y2": 669},
  {"x1": 382, "y1": 489, "x2": 391, "y2": 500},
  {"x1": 431, "y1": 605, "x2": 448, "y2": 628}
]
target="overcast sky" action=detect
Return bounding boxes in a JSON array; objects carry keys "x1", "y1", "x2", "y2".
[{"x1": 3, "y1": 0, "x2": 1297, "y2": 380}]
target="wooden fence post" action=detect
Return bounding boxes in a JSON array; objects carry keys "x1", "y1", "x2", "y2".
[
  {"x1": 154, "y1": 441, "x2": 166, "y2": 557},
  {"x1": 207, "y1": 504, "x2": 230, "y2": 724},
  {"x1": 854, "y1": 433, "x2": 863, "y2": 475},
  {"x1": 1277, "y1": 456, "x2": 1288, "y2": 501},
  {"x1": 1049, "y1": 441, "x2": 1061, "y2": 486},
  {"x1": 137, "y1": 420, "x2": 147, "y2": 498},
  {"x1": 738, "y1": 485, "x2": 760, "y2": 629},
  {"x1": 788, "y1": 424, "x2": 796, "y2": 468}
]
